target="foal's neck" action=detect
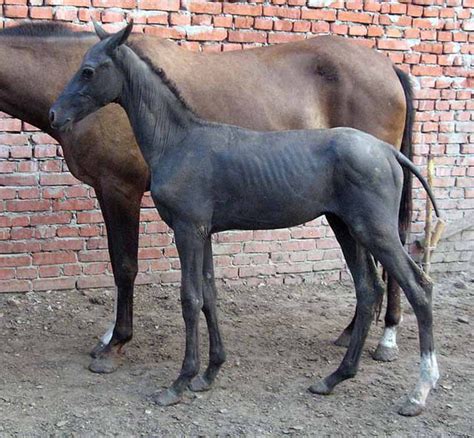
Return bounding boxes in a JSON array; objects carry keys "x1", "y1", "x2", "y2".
[{"x1": 115, "y1": 46, "x2": 199, "y2": 163}]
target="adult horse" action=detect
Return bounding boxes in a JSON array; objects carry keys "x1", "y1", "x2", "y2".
[{"x1": 0, "y1": 21, "x2": 412, "y2": 373}]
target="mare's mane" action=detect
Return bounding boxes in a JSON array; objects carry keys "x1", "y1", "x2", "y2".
[{"x1": 0, "y1": 21, "x2": 91, "y2": 38}]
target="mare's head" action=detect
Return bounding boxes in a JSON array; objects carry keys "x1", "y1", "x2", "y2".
[{"x1": 49, "y1": 21, "x2": 133, "y2": 131}]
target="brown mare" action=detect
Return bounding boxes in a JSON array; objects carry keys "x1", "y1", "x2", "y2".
[{"x1": 0, "y1": 22, "x2": 412, "y2": 373}]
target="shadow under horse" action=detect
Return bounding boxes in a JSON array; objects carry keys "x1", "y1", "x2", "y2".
[{"x1": 50, "y1": 22, "x2": 440, "y2": 417}]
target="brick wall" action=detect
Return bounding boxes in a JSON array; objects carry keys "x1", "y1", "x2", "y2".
[{"x1": 0, "y1": 0, "x2": 473, "y2": 293}]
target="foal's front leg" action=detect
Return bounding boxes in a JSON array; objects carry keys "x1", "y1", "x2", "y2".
[
  {"x1": 189, "y1": 237, "x2": 226, "y2": 392},
  {"x1": 153, "y1": 222, "x2": 205, "y2": 406}
]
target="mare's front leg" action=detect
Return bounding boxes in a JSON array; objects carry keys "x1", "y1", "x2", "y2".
[
  {"x1": 189, "y1": 237, "x2": 226, "y2": 392},
  {"x1": 153, "y1": 222, "x2": 205, "y2": 406},
  {"x1": 88, "y1": 186, "x2": 143, "y2": 373}
]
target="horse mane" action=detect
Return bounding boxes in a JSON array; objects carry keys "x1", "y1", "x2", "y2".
[
  {"x1": 127, "y1": 42, "x2": 195, "y2": 115},
  {"x1": 0, "y1": 21, "x2": 90, "y2": 38}
]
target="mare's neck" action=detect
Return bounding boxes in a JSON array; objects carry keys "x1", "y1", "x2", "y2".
[
  {"x1": 116, "y1": 46, "x2": 199, "y2": 164},
  {"x1": 0, "y1": 35, "x2": 95, "y2": 137}
]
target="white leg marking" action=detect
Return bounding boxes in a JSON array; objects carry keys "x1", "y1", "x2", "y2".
[
  {"x1": 100, "y1": 287, "x2": 118, "y2": 346},
  {"x1": 408, "y1": 352, "x2": 439, "y2": 407},
  {"x1": 379, "y1": 326, "x2": 398, "y2": 349}
]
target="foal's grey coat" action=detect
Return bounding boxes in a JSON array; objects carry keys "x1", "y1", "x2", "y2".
[{"x1": 50, "y1": 23, "x2": 440, "y2": 416}]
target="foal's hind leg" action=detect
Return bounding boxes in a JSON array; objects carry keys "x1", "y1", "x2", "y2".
[
  {"x1": 189, "y1": 237, "x2": 226, "y2": 392},
  {"x1": 310, "y1": 215, "x2": 384, "y2": 395},
  {"x1": 347, "y1": 218, "x2": 439, "y2": 416}
]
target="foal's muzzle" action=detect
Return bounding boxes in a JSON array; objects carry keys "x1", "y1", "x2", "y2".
[{"x1": 49, "y1": 106, "x2": 72, "y2": 132}]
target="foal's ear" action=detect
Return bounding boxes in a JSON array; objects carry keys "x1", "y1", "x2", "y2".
[
  {"x1": 92, "y1": 20, "x2": 110, "y2": 41},
  {"x1": 105, "y1": 21, "x2": 134, "y2": 53}
]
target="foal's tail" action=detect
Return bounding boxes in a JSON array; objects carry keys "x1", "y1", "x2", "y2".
[{"x1": 395, "y1": 151, "x2": 441, "y2": 218}]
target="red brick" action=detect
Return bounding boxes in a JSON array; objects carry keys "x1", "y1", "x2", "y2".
[
  {"x1": 33, "y1": 277, "x2": 77, "y2": 291},
  {"x1": 33, "y1": 251, "x2": 77, "y2": 266},
  {"x1": 213, "y1": 15, "x2": 233, "y2": 28},
  {"x1": 228, "y1": 30, "x2": 266, "y2": 44},
  {"x1": 268, "y1": 32, "x2": 305, "y2": 44},
  {"x1": 412, "y1": 65, "x2": 444, "y2": 76},
  {"x1": 54, "y1": 7, "x2": 78, "y2": 21},
  {"x1": 338, "y1": 10, "x2": 372, "y2": 24},
  {"x1": 349, "y1": 25, "x2": 367, "y2": 36},
  {"x1": 0, "y1": 279, "x2": 31, "y2": 293},
  {"x1": 4, "y1": 5, "x2": 28, "y2": 17},
  {"x1": 293, "y1": 21, "x2": 311, "y2": 33},
  {"x1": 0, "y1": 255, "x2": 31, "y2": 267},
  {"x1": 29, "y1": 6, "x2": 53, "y2": 19},
  {"x1": 223, "y1": 3, "x2": 262, "y2": 16},
  {"x1": 187, "y1": 28, "x2": 227, "y2": 42},
  {"x1": 330, "y1": 23, "x2": 348, "y2": 35},
  {"x1": 378, "y1": 39, "x2": 410, "y2": 51},
  {"x1": 301, "y1": 9, "x2": 336, "y2": 21},
  {"x1": 187, "y1": 1, "x2": 221, "y2": 14},
  {"x1": 93, "y1": 0, "x2": 135, "y2": 7},
  {"x1": 139, "y1": 0, "x2": 178, "y2": 11},
  {"x1": 235, "y1": 16, "x2": 254, "y2": 29}
]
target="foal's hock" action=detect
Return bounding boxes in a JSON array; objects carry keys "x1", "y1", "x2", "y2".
[{"x1": 50, "y1": 22, "x2": 441, "y2": 417}]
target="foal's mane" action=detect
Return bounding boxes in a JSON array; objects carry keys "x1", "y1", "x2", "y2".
[
  {"x1": 127, "y1": 42, "x2": 195, "y2": 115},
  {"x1": 0, "y1": 21, "x2": 90, "y2": 38}
]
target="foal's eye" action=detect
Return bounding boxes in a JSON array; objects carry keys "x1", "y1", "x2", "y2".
[{"x1": 81, "y1": 67, "x2": 95, "y2": 79}]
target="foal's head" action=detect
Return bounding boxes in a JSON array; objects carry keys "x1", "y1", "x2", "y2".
[{"x1": 49, "y1": 22, "x2": 133, "y2": 131}]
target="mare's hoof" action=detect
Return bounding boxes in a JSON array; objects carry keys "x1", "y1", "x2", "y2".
[
  {"x1": 372, "y1": 344, "x2": 399, "y2": 362},
  {"x1": 398, "y1": 398, "x2": 424, "y2": 417},
  {"x1": 89, "y1": 354, "x2": 121, "y2": 374},
  {"x1": 90, "y1": 341, "x2": 107, "y2": 358},
  {"x1": 308, "y1": 380, "x2": 332, "y2": 396},
  {"x1": 333, "y1": 331, "x2": 351, "y2": 348},
  {"x1": 189, "y1": 375, "x2": 212, "y2": 392},
  {"x1": 153, "y1": 388, "x2": 182, "y2": 406}
]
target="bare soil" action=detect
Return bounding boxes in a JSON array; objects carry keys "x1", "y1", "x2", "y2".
[{"x1": 1, "y1": 272, "x2": 472, "y2": 437}]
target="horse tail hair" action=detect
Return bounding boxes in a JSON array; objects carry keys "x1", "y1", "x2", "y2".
[
  {"x1": 395, "y1": 151, "x2": 441, "y2": 219},
  {"x1": 394, "y1": 66, "x2": 414, "y2": 243}
]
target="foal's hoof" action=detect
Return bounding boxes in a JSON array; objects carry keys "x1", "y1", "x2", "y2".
[
  {"x1": 398, "y1": 398, "x2": 424, "y2": 417},
  {"x1": 333, "y1": 331, "x2": 351, "y2": 348},
  {"x1": 89, "y1": 354, "x2": 121, "y2": 374},
  {"x1": 189, "y1": 375, "x2": 212, "y2": 392},
  {"x1": 372, "y1": 344, "x2": 399, "y2": 362},
  {"x1": 308, "y1": 380, "x2": 332, "y2": 396},
  {"x1": 90, "y1": 341, "x2": 107, "y2": 358},
  {"x1": 153, "y1": 388, "x2": 182, "y2": 406}
]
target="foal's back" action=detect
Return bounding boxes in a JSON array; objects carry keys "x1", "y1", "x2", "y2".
[{"x1": 173, "y1": 125, "x2": 399, "y2": 233}]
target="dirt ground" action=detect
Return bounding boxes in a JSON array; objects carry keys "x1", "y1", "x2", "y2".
[{"x1": 1, "y1": 272, "x2": 472, "y2": 437}]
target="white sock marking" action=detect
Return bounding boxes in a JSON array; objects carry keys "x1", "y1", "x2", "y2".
[
  {"x1": 100, "y1": 287, "x2": 118, "y2": 345},
  {"x1": 379, "y1": 326, "x2": 398, "y2": 349},
  {"x1": 408, "y1": 351, "x2": 439, "y2": 407}
]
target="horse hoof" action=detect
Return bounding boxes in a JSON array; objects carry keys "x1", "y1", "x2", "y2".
[
  {"x1": 90, "y1": 341, "x2": 107, "y2": 358},
  {"x1": 189, "y1": 375, "x2": 212, "y2": 392},
  {"x1": 89, "y1": 355, "x2": 120, "y2": 374},
  {"x1": 153, "y1": 388, "x2": 182, "y2": 406},
  {"x1": 398, "y1": 399, "x2": 424, "y2": 417},
  {"x1": 308, "y1": 380, "x2": 332, "y2": 395},
  {"x1": 333, "y1": 331, "x2": 351, "y2": 348},
  {"x1": 372, "y1": 344, "x2": 399, "y2": 362}
]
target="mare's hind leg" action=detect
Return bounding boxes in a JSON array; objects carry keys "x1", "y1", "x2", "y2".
[
  {"x1": 310, "y1": 215, "x2": 384, "y2": 395},
  {"x1": 372, "y1": 223, "x2": 409, "y2": 362},
  {"x1": 347, "y1": 217, "x2": 438, "y2": 416},
  {"x1": 189, "y1": 237, "x2": 226, "y2": 392}
]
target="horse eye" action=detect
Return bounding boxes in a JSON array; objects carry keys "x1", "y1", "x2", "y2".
[{"x1": 81, "y1": 68, "x2": 95, "y2": 79}]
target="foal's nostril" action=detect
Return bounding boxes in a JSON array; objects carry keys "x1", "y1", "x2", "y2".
[{"x1": 49, "y1": 109, "x2": 56, "y2": 124}]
